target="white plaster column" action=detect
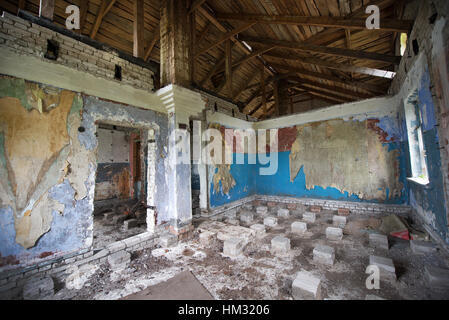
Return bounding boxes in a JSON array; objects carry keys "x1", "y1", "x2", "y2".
[{"x1": 157, "y1": 85, "x2": 205, "y2": 236}]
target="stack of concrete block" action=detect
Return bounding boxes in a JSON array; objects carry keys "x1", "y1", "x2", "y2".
[
  {"x1": 107, "y1": 251, "x2": 131, "y2": 270},
  {"x1": 313, "y1": 245, "x2": 335, "y2": 265},
  {"x1": 369, "y1": 233, "x2": 389, "y2": 250},
  {"x1": 277, "y1": 208, "x2": 290, "y2": 218},
  {"x1": 256, "y1": 206, "x2": 268, "y2": 216},
  {"x1": 303, "y1": 211, "x2": 316, "y2": 223},
  {"x1": 425, "y1": 266, "x2": 449, "y2": 289},
  {"x1": 326, "y1": 227, "x2": 343, "y2": 241},
  {"x1": 240, "y1": 211, "x2": 254, "y2": 224},
  {"x1": 124, "y1": 218, "x2": 138, "y2": 230},
  {"x1": 291, "y1": 221, "x2": 307, "y2": 234},
  {"x1": 223, "y1": 238, "x2": 246, "y2": 257},
  {"x1": 264, "y1": 216, "x2": 278, "y2": 227},
  {"x1": 22, "y1": 276, "x2": 54, "y2": 300},
  {"x1": 250, "y1": 224, "x2": 266, "y2": 237},
  {"x1": 369, "y1": 255, "x2": 396, "y2": 280},
  {"x1": 410, "y1": 240, "x2": 438, "y2": 254},
  {"x1": 332, "y1": 215, "x2": 347, "y2": 228},
  {"x1": 292, "y1": 271, "x2": 322, "y2": 300},
  {"x1": 159, "y1": 233, "x2": 178, "y2": 247},
  {"x1": 271, "y1": 236, "x2": 290, "y2": 255}
]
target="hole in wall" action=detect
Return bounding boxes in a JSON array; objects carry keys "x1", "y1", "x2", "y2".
[
  {"x1": 412, "y1": 39, "x2": 419, "y2": 55},
  {"x1": 114, "y1": 65, "x2": 122, "y2": 81},
  {"x1": 44, "y1": 39, "x2": 59, "y2": 60}
]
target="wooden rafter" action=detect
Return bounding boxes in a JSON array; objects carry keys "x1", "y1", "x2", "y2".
[
  {"x1": 195, "y1": 22, "x2": 256, "y2": 58},
  {"x1": 214, "y1": 12, "x2": 413, "y2": 32},
  {"x1": 18, "y1": 0, "x2": 26, "y2": 14},
  {"x1": 79, "y1": 0, "x2": 88, "y2": 34},
  {"x1": 188, "y1": 0, "x2": 207, "y2": 15},
  {"x1": 39, "y1": 0, "x2": 54, "y2": 20},
  {"x1": 197, "y1": 21, "x2": 212, "y2": 46},
  {"x1": 239, "y1": 35, "x2": 402, "y2": 65},
  {"x1": 133, "y1": 0, "x2": 144, "y2": 58},
  {"x1": 144, "y1": 25, "x2": 160, "y2": 62},
  {"x1": 225, "y1": 39, "x2": 232, "y2": 96},
  {"x1": 90, "y1": 0, "x2": 117, "y2": 39}
]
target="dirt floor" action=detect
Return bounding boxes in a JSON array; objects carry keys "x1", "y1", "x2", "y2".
[{"x1": 53, "y1": 201, "x2": 449, "y2": 300}]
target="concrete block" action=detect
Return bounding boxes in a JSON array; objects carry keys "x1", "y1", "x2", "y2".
[
  {"x1": 303, "y1": 211, "x2": 316, "y2": 223},
  {"x1": 23, "y1": 276, "x2": 54, "y2": 300},
  {"x1": 291, "y1": 221, "x2": 307, "y2": 234},
  {"x1": 226, "y1": 218, "x2": 240, "y2": 226},
  {"x1": 199, "y1": 231, "x2": 216, "y2": 245},
  {"x1": 277, "y1": 208, "x2": 290, "y2": 218},
  {"x1": 223, "y1": 238, "x2": 246, "y2": 257},
  {"x1": 250, "y1": 224, "x2": 266, "y2": 236},
  {"x1": 103, "y1": 211, "x2": 115, "y2": 220},
  {"x1": 224, "y1": 210, "x2": 237, "y2": 219},
  {"x1": 332, "y1": 215, "x2": 347, "y2": 228},
  {"x1": 264, "y1": 216, "x2": 278, "y2": 227},
  {"x1": 267, "y1": 201, "x2": 277, "y2": 207},
  {"x1": 326, "y1": 227, "x2": 343, "y2": 241},
  {"x1": 292, "y1": 271, "x2": 322, "y2": 300},
  {"x1": 410, "y1": 240, "x2": 438, "y2": 254},
  {"x1": 310, "y1": 206, "x2": 322, "y2": 213},
  {"x1": 240, "y1": 211, "x2": 254, "y2": 224},
  {"x1": 287, "y1": 203, "x2": 296, "y2": 210},
  {"x1": 124, "y1": 219, "x2": 138, "y2": 230},
  {"x1": 108, "y1": 251, "x2": 131, "y2": 270},
  {"x1": 425, "y1": 266, "x2": 449, "y2": 289},
  {"x1": 159, "y1": 233, "x2": 177, "y2": 247},
  {"x1": 369, "y1": 255, "x2": 396, "y2": 279},
  {"x1": 313, "y1": 245, "x2": 335, "y2": 265},
  {"x1": 256, "y1": 206, "x2": 268, "y2": 215},
  {"x1": 369, "y1": 233, "x2": 389, "y2": 250},
  {"x1": 271, "y1": 236, "x2": 290, "y2": 255}
]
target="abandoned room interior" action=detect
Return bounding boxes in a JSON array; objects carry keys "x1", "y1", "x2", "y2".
[{"x1": 0, "y1": 0, "x2": 448, "y2": 301}]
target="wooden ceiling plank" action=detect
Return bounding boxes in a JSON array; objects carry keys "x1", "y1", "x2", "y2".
[
  {"x1": 90, "y1": 0, "x2": 117, "y2": 39},
  {"x1": 144, "y1": 23, "x2": 160, "y2": 61},
  {"x1": 39, "y1": 0, "x2": 54, "y2": 20},
  {"x1": 133, "y1": 0, "x2": 144, "y2": 58}
]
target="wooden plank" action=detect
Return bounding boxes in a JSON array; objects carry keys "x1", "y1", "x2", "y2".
[
  {"x1": 188, "y1": 0, "x2": 207, "y2": 14},
  {"x1": 263, "y1": 51, "x2": 395, "y2": 80},
  {"x1": 233, "y1": 70, "x2": 260, "y2": 100},
  {"x1": 90, "y1": 0, "x2": 117, "y2": 39},
  {"x1": 190, "y1": 11, "x2": 196, "y2": 83},
  {"x1": 133, "y1": 0, "x2": 144, "y2": 58},
  {"x1": 195, "y1": 22, "x2": 255, "y2": 58},
  {"x1": 39, "y1": 0, "x2": 54, "y2": 20},
  {"x1": 18, "y1": 0, "x2": 26, "y2": 13},
  {"x1": 79, "y1": 0, "x2": 88, "y2": 34},
  {"x1": 273, "y1": 80, "x2": 280, "y2": 117},
  {"x1": 261, "y1": 67, "x2": 266, "y2": 114},
  {"x1": 197, "y1": 21, "x2": 211, "y2": 46},
  {"x1": 239, "y1": 35, "x2": 401, "y2": 64},
  {"x1": 200, "y1": 56, "x2": 225, "y2": 87},
  {"x1": 214, "y1": 12, "x2": 413, "y2": 32},
  {"x1": 225, "y1": 39, "x2": 232, "y2": 97}
]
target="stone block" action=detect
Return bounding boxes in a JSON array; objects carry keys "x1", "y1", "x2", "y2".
[
  {"x1": 159, "y1": 233, "x2": 177, "y2": 247},
  {"x1": 267, "y1": 201, "x2": 277, "y2": 207},
  {"x1": 256, "y1": 206, "x2": 268, "y2": 215},
  {"x1": 224, "y1": 210, "x2": 237, "y2": 219},
  {"x1": 338, "y1": 208, "x2": 350, "y2": 216},
  {"x1": 271, "y1": 236, "x2": 290, "y2": 255},
  {"x1": 108, "y1": 251, "x2": 131, "y2": 270},
  {"x1": 277, "y1": 208, "x2": 290, "y2": 218},
  {"x1": 264, "y1": 216, "x2": 278, "y2": 227},
  {"x1": 291, "y1": 221, "x2": 307, "y2": 234},
  {"x1": 369, "y1": 233, "x2": 389, "y2": 250},
  {"x1": 240, "y1": 211, "x2": 254, "y2": 224},
  {"x1": 124, "y1": 218, "x2": 138, "y2": 230},
  {"x1": 287, "y1": 203, "x2": 296, "y2": 210},
  {"x1": 250, "y1": 224, "x2": 266, "y2": 236},
  {"x1": 313, "y1": 245, "x2": 335, "y2": 265},
  {"x1": 223, "y1": 238, "x2": 246, "y2": 257},
  {"x1": 369, "y1": 255, "x2": 396, "y2": 279},
  {"x1": 23, "y1": 276, "x2": 54, "y2": 300},
  {"x1": 199, "y1": 231, "x2": 216, "y2": 245},
  {"x1": 310, "y1": 206, "x2": 322, "y2": 213},
  {"x1": 326, "y1": 227, "x2": 343, "y2": 241},
  {"x1": 410, "y1": 240, "x2": 438, "y2": 254},
  {"x1": 303, "y1": 211, "x2": 316, "y2": 223},
  {"x1": 332, "y1": 215, "x2": 347, "y2": 228},
  {"x1": 292, "y1": 271, "x2": 322, "y2": 300},
  {"x1": 425, "y1": 266, "x2": 449, "y2": 289},
  {"x1": 226, "y1": 218, "x2": 240, "y2": 226}
]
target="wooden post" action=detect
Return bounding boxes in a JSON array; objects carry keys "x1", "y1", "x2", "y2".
[
  {"x1": 160, "y1": 0, "x2": 191, "y2": 87},
  {"x1": 261, "y1": 67, "x2": 266, "y2": 114},
  {"x1": 273, "y1": 80, "x2": 280, "y2": 117},
  {"x1": 225, "y1": 39, "x2": 232, "y2": 97},
  {"x1": 189, "y1": 10, "x2": 196, "y2": 84},
  {"x1": 133, "y1": 0, "x2": 145, "y2": 58},
  {"x1": 39, "y1": 0, "x2": 54, "y2": 20}
]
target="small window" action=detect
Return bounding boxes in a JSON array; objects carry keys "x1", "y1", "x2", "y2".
[
  {"x1": 400, "y1": 33, "x2": 408, "y2": 56},
  {"x1": 404, "y1": 92, "x2": 429, "y2": 184}
]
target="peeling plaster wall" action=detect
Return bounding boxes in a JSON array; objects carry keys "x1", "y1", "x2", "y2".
[{"x1": 0, "y1": 76, "x2": 169, "y2": 266}]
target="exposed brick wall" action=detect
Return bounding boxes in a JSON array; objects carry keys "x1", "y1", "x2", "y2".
[{"x1": 0, "y1": 12, "x2": 154, "y2": 92}]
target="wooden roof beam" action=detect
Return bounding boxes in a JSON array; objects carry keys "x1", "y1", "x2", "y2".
[
  {"x1": 90, "y1": 0, "x2": 117, "y2": 39},
  {"x1": 214, "y1": 12, "x2": 413, "y2": 32},
  {"x1": 239, "y1": 35, "x2": 402, "y2": 65},
  {"x1": 188, "y1": 0, "x2": 207, "y2": 15}
]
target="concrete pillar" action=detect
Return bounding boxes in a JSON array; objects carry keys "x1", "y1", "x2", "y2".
[{"x1": 157, "y1": 84, "x2": 205, "y2": 237}]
